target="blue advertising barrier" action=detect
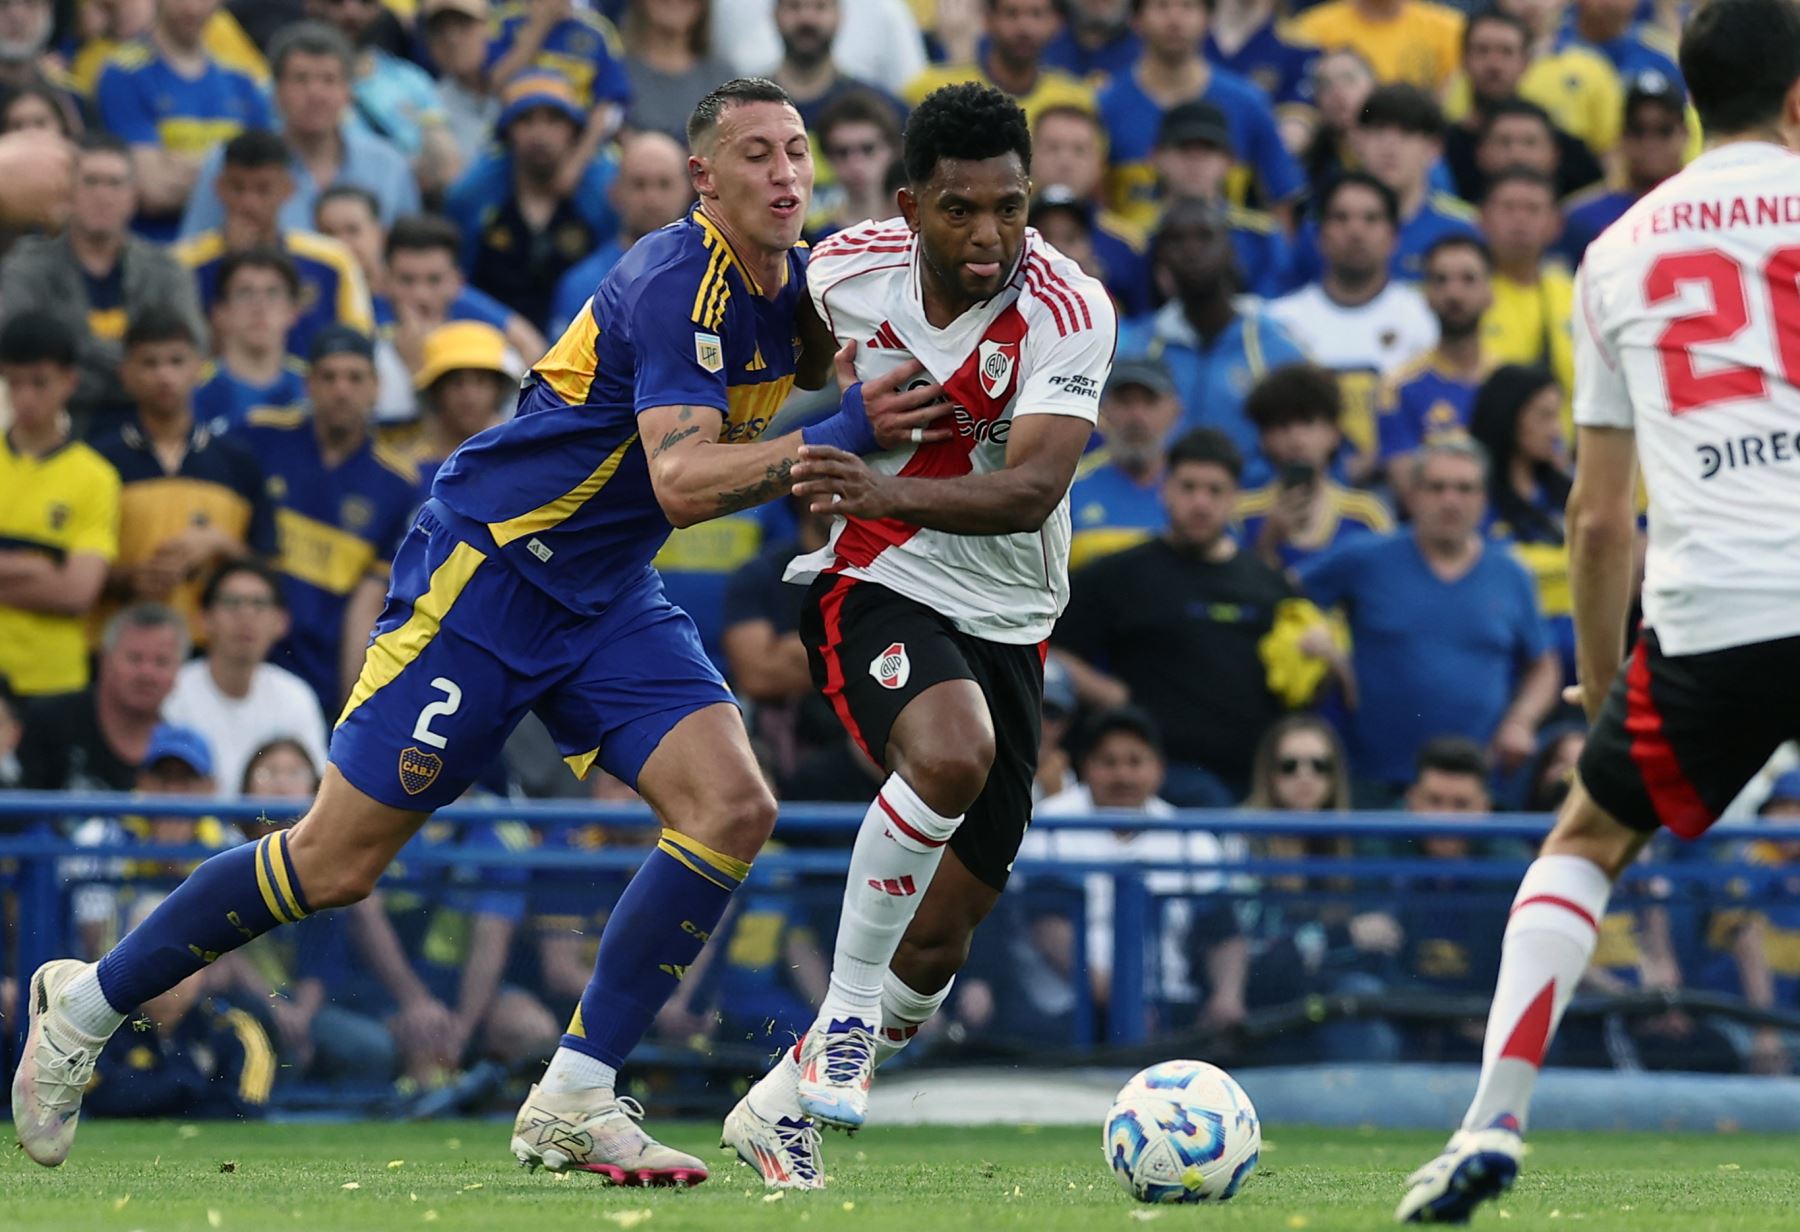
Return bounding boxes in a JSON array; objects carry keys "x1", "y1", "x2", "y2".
[{"x1": 4, "y1": 793, "x2": 1799, "y2": 1053}]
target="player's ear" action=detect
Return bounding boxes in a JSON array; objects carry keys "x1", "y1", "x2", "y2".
[
  {"x1": 688, "y1": 153, "x2": 713, "y2": 201},
  {"x1": 897, "y1": 186, "x2": 919, "y2": 233}
]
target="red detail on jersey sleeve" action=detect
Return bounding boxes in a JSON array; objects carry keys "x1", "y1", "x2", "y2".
[
  {"x1": 1623, "y1": 636, "x2": 1716, "y2": 838},
  {"x1": 1498, "y1": 980, "x2": 1557, "y2": 1068},
  {"x1": 831, "y1": 304, "x2": 1030, "y2": 568},
  {"x1": 1025, "y1": 252, "x2": 1094, "y2": 335}
]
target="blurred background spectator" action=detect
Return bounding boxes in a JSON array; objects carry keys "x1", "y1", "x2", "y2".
[{"x1": 161, "y1": 559, "x2": 329, "y2": 798}]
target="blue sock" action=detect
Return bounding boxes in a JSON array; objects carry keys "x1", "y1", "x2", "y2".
[
  {"x1": 560, "y1": 828, "x2": 749, "y2": 1067},
  {"x1": 96, "y1": 831, "x2": 312, "y2": 1012}
]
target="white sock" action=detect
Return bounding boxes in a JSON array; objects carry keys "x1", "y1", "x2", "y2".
[
  {"x1": 539, "y1": 1046, "x2": 618, "y2": 1096},
  {"x1": 874, "y1": 969, "x2": 953, "y2": 1067},
  {"x1": 1462, "y1": 854, "x2": 1611, "y2": 1134},
  {"x1": 746, "y1": 1045, "x2": 803, "y2": 1120},
  {"x1": 814, "y1": 774, "x2": 961, "y2": 1027},
  {"x1": 59, "y1": 963, "x2": 126, "y2": 1040}
]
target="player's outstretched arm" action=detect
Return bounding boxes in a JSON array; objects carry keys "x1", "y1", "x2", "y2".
[
  {"x1": 790, "y1": 412, "x2": 1094, "y2": 536},
  {"x1": 641, "y1": 353, "x2": 950, "y2": 528},
  {"x1": 1566, "y1": 424, "x2": 1639, "y2": 721}
]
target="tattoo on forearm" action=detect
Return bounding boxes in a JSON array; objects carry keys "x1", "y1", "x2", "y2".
[
  {"x1": 652, "y1": 425, "x2": 702, "y2": 458},
  {"x1": 714, "y1": 457, "x2": 795, "y2": 516}
]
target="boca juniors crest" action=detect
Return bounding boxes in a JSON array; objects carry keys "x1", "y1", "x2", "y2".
[
  {"x1": 977, "y1": 338, "x2": 1019, "y2": 401},
  {"x1": 398, "y1": 746, "x2": 443, "y2": 795}
]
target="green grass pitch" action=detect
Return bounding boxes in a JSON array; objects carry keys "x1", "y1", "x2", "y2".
[{"x1": 9, "y1": 1118, "x2": 1800, "y2": 1231}]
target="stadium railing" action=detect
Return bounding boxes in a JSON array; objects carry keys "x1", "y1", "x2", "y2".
[{"x1": 5, "y1": 793, "x2": 1798, "y2": 1065}]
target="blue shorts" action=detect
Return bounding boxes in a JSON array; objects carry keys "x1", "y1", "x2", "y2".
[{"x1": 330, "y1": 501, "x2": 734, "y2": 811}]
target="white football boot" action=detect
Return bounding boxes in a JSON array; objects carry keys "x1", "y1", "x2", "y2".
[
  {"x1": 720, "y1": 1093, "x2": 825, "y2": 1189},
  {"x1": 511, "y1": 1084, "x2": 708, "y2": 1186},
  {"x1": 1395, "y1": 1114, "x2": 1524, "y2": 1224},
  {"x1": 794, "y1": 1016, "x2": 879, "y2": 1130},
  {"x1": 12, "y1": 959, "x2": 109, "y2": 1167}
]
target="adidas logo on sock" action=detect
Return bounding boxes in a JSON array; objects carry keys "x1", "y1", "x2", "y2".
[{"x1": 866, "y1": 875, "x2": 918, "y2": 896}]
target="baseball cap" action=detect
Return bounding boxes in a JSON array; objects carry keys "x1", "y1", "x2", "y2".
[
  {"x1": 1157, "y1": 100, "x2": 1231, "y2": 152},
  {"x1": 309, "y1": 324, "x2": 375, "y2": 365},
  {"x1": 1029, "y1": 184, "x2": 1092, "y2": 230},
  {"x1": 1624, "y1": 69, "x2": 1685, "y2": 119},
  {"x1": 498, "y1": 71, "x2": 587, "y2": 135},
  {"x1": 1105, "y1": 356, "x2": 1175, "y2": 399},
  {"x1": 414, "y1": 320, "x2": 521, "y2": 391},
  {"x1": 144, "y1": 724, "x2": 214, "y2": 779},
  {"x1": 1762, "y1": 769, "x2": 1800, "y2": 813},
  {"x1": 421, "y1": 0, "x2": 486, "y2": 19}
]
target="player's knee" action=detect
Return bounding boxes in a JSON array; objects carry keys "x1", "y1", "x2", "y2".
[
  {"x1": 286, "y1": 827, "x2": 384, "y2": 909},
  {"x1": 1541, "y1": 779, "x2": 1644, "y2": 880},
  {"x1": 898, "y1": 726, "x2": 995, "y2": 815},
  {"x1": 706, "y1": 780, "x2": 779, "y2": 848}
]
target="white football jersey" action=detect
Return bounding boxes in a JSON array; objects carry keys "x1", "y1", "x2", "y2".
[
  {"x1": 1576, "y1": 141, "x2": 1800, "y2": 656},
  {"x1": 785, "y1": 219, "x2": 1117, "y2": 644}
]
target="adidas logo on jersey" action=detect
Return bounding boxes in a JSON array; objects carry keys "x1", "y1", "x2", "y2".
[
  {"x1": 865, "y1": 322, "x2": 904, "y2": 349},
  {"x1": 867, "y1": 875, "x2": 918, "y2": 897}
]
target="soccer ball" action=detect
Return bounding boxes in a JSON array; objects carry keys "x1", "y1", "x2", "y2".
[{"x1": 1102, "y1": 1060, "x2": 1260, "y2": 1204}]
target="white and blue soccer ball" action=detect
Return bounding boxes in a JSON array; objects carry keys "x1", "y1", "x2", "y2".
[{"x1": 1103, "y1": 1060, "x2": 1260, "y2": 1204}]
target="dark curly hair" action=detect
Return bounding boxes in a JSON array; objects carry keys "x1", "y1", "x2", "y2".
[{"x1": 902, "y1": 82, "x2": 1032, "y2": 186}]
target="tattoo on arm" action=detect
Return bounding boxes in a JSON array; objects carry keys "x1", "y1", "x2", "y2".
[
  {"x1": 651, "y1": 425, "x2": 702, "y2": 458},
  {"x1": 713, "y1": 457, "x2": 795, "y2": 517}
]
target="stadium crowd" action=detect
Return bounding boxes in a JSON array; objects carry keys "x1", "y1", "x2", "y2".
[{"x1": 3, "y1": 0, "x2": 1798, "y2": 1115}]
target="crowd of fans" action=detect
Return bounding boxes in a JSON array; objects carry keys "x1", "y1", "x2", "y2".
[{"x1": 2, "y1": 0, "x2": 1798, "y2": 1113}]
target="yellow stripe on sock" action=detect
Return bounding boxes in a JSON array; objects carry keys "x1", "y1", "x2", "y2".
[
  {"x1": 269, "y1": 832, "x2": 305, "y2": 921},
  {"x1": 658, "y1": 828, "x2": 750, "y2": 884},
  {"x1": 656, "y1": 838, "x2": 736, "y2": 892},
  {"x1": 567, "y1": 1005, "x2": 585, "y2": 1038},
  {"x1": 254, "y1": 836, "x2": 292, "y2": 925},
  {"x1": 225, "y1": 1007, "x2": 276, "y2": 1105}
]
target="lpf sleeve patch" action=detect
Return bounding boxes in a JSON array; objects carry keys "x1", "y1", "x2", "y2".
[
  {"x1": 694, "y1": 331, "x2": 724, "y2": 373},
  {"x1": 870, "y1": 641, "x2": 911, "y2": 690}
]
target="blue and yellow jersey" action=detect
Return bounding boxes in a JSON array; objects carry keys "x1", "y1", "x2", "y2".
[
  {"x1": 431, "y1": 207, "x2": 807, "y2": 618},
  {"x1": 80, "y1": 263, "x2": 126, "y2": 346},
  {"x1": 238, "y1": 409, "x2": 420, "y2": 709},
  {"x1": 90, "y1": 417, "x2": 272, "y2": 643},
  {"x1": 93, "y1": 41, "x2": 270, "y2": 234},
  {"x1": 486, "y1": 5, "x2": 631, "y2": 110},
  {"x1": 1204, "y1": 19, "x2": 1319, "y2": 117},
  {"x1": 1099, "y1": 65, "x2": 1304, "y2": 229},
  {"x1": 72, "y1": 12, "x2": 270, "y2": 95},
  {"x1": 1235, "y1": 479, "x2": 1393, "y2": 570},
  {"x1": 196, "y1": 358, "x2": 309, "y2": 436},
  {"x1": 1376, "y1": 352, "x2": 1489, "y2": 463},
  {"x1": 1068, "y1": 453, "x2": 1164, "y2": 571},
  {"x1": 0, "y1": 434, "x2": 120, "y2": 695},
  {"x1": 178, "y1": 230, "x2": 373, "y2": 362}
]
